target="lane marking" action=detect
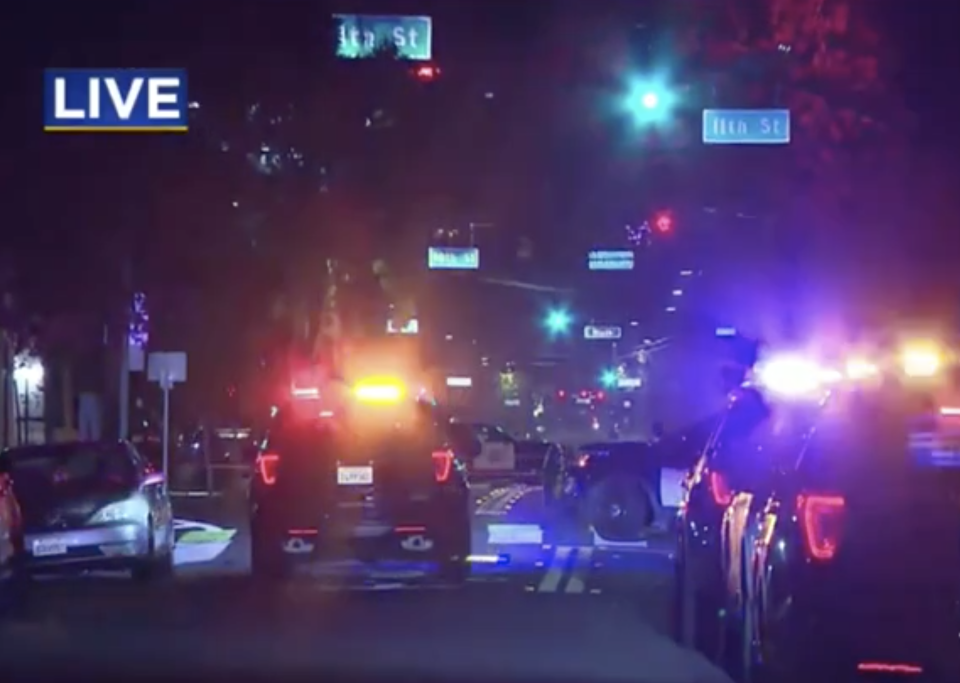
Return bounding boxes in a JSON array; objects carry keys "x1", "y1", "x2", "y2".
[
  {"x1": 536, "y1": 545, "x2": 572, "y2": 592},
  {"x1": 487, "y1": 523, "x2": 543, "y2": 545},
  {"x1": 565, "y1": 547, "x2": 594, "y2": 594}
]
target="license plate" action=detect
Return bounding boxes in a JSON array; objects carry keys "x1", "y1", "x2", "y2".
[
  {"x1": 32, "y1": 539, "x2": 67, "y2": 557},
  {"x1": 337, "y1": 466, "x2": 373, "y2": 485}
]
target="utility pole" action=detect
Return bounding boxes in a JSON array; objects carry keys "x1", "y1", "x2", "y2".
[{"x1": 118, "y1": 257, "x2": 132, "y2": 440}]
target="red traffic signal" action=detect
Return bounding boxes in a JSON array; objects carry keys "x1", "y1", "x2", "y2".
[
  {"x1": 414, "y1": 64, "x2": 440, "y2": 82},
  {"x1": 653, "y1": 210, "x2": 673, "y2": 233}
]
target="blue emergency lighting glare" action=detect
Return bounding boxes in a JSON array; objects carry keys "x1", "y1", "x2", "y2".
[
  {"x1": 544, "y1": 308, "x2": 573, "y2": 334},
  {"x1": 716, "y1": 327, "x2": 737, "y2": 337},
  {"x1": 600, "y1": 369, "x2": 618, "y2": 388},
  {"x1": 622, "y1": 76, "x2": 677, "y2": 127}
]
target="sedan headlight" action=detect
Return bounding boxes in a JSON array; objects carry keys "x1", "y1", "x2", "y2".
[{"x1": 90, "y1": 498, "x2": 149, "y2": 524}]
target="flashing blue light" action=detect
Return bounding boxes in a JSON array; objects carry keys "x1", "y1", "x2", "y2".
[{"x1": 715, "y1": 326, "x2": 737, "y2": 337}]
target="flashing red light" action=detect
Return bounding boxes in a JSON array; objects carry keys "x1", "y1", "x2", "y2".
[
  {"x1": 798, "y1": 493, "x2": 845, "y2": 561},
  {"x1": 596, "y1": 391, "x2": 605, "y2": 400},
  {"x1": 653, "y1": 211, "x2": 673, "y2": 233},
  {"x1": 557, "y1": 389, "x2": 566, "y2": 399},
  {"x1": 415, "y1": 65, "x2": 440, "y2": 81}
]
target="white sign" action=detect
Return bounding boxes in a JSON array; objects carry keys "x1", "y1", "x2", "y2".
[
  {"x1": 584, "y1": 325, "x2": 622, "y2": 340},
  {"x1": 147, "y1": 352, "x2": 187, "y2": 388}
]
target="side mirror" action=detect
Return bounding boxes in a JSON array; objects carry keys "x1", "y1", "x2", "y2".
[{"x1": 141, "y1": 471, "x2": 165, "y2": 490}]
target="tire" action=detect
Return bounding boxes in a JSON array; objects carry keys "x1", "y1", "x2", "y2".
[
  {"x1": 0, "y1": 552, "x2": 29, "y2": 619},
  {"x1": 250, "y1": 517, "x2": 288, "y2": 580},
  {"x1": 437, "y1": 508, "x2": 471, "y2": 586},
  {"x1": 674, "y1": 527, "x2": 723, "y2": 659},
  {"x1": 132, "y1": 522, "x2": 174, "y2": 583},
  {"x1": 586, "y1": 476, "x2": 654, "y2": 543},
  {"x1": 438, "y1": 557, "x2": 469, "y2": 586}
]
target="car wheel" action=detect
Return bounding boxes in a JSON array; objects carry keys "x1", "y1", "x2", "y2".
[
  {"x1": 674, "y1": 528, "x2": 723, "y2": 658},
  {"x1": 132, "y1": 524, "x2": 174, "y2": 582},
  {"x1": 250, "y1": 517, "x2": 287, "y2": 580},
  {"x1": 587, "y1": 476, "x2": 654, "y2": 543},
  {"x1": 0, "y1": 551, "x2": 29, "y2": 618}
]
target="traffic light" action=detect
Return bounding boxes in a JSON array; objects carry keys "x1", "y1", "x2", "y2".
[
  {"x1": 544, "y1": 308, "x2": 573, "y2": 335},
  {"x1": 600, "y1": 369, "x2": 618, "y2": 388},
  {"x1": 653, "y1": 210, "x2": 673, "y2": 234},
  {"x1": 414, "y1": 64, "x2": 440, "y2": 82},
  {"x1": 622, "y1": 76, "x2": 677, "y2": 127}
]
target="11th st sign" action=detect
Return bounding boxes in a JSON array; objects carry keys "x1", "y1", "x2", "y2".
[{"x1": 702, "y1": 109, "x2": 790, "y2": 145}]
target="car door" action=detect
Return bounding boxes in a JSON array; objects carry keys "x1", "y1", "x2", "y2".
[{"x1": 710, "y1": 391, "x2": 781, "y2": 607}]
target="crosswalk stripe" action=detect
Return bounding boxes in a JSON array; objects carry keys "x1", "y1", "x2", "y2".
[
  {"x1": 564, "y1": 547, "x2": 594, "y2": 594},
  {"x1": 536, "y1": 545, "x2": 572, "y2": 592}
]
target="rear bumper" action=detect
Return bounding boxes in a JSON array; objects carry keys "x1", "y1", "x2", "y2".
[{"x1": 23, "y1": 523, "x2": 151, "y2": 572}]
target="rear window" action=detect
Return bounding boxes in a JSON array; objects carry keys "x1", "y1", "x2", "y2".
[
  {"x1": 1, "y1": 442, "x2": 138, "y2": 493},
  {"x1": 267, "y1": 412, "x2": 445, "y2": 465}
]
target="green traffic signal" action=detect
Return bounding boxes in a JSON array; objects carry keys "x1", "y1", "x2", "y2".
[{"x1": 544, "y1": 308, "x2": 573, "y2": 335}]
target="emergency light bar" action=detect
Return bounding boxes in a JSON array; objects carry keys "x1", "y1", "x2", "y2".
[{"x1": 353, "y1": 376, "x2": 406, "y2": 403}]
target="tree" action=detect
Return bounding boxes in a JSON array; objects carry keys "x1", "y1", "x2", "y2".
[{"x1": 672, "y1": 0, "x2": 915, "y2": 334}]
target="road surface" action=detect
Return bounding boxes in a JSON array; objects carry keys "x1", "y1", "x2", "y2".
[{"x1": 1, "y1": 483, "x2": 731, "y2": 683}]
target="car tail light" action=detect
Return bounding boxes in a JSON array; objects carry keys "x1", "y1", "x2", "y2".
[
  {"x1": 797, "y1": 493, "x2": 845, "y2": 560},
  {"x1": 432, "y1": 450, "x2": 453, "y2": 483},
  {"x1": 256, "y1": 452, "x2": 280, "y2": 485},
  {"x1": 575, "y1": 453, "x2": 590, "y2": 468},
  {"x1": 709, "y1": 471, "x2": 732, "y2": 505}
]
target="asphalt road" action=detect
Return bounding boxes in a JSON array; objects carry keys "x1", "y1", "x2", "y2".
[{"x1": 0, "y1": 483, "x2": 731, "y2": 683}]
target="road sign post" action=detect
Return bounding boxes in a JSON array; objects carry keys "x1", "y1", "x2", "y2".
[{"x1": 147, "y1": 352, "x2": 187, "y2": 490}]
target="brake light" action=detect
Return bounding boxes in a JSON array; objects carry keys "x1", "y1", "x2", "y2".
[
  {"x1": 797, "y1": 493, "x2": 845, "y2": 560},
  {"x1": 256, "y1": 453, "x2": 280, "y2": 485},
  {"x1": 709, "y1": 471, "x2": 732, "y2": 505},
  {"x1": 575, "y1": 453, "x2": 590, "y2": 468},
  {"x1": 432, "y1": 450, "x2": 453, "y2": 483}
]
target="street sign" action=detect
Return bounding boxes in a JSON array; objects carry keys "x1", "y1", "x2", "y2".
[
  {"x1": 588, "y1": 250, "x2": 634, "y2": 271},
  {"x1": 148, "y1": 352, "x2": 187, "y2": 389},
  {"x1": 584, "y1": 325, "x2": 622, "y2": 340},
  {"x1": 334, "y1": 15, "x2": 432, "y2": 61},
  {"x1": 428, "y1": 246, "x2": 479, "y2": 270},
  {"x1": 147, "y1": 351, "x2": 187, "y2": 490},
  {"x1": 702, "y1": 109, "x2": 790, "y2": 145}
]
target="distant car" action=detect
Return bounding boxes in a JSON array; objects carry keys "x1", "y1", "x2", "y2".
[
  {"x1": 544, "y1": 416, "x2": 717, "y2": 543},
  {"x1": 249, "y1": 376, "x2": 477, "y2": 585},
  {"x1": 0, "y1": 469, "x2": 24, "y2": 612},
  {"x1": 0, "y1": 441, "x2": 173, "y2": 581},
  {"x1": 676, "y1": 347, "x2": 960, "y2": 681}
]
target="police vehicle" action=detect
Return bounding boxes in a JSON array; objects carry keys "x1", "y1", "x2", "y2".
[
  {"x1": 249, "y1": 374, "x2": 477, "y2": 585},
  {"x1": 675, "y1": 339, "x2": 960, "y2": 681},
  {"x1": 543, "y1": 418, "x2": 714, "y2": 543}
]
